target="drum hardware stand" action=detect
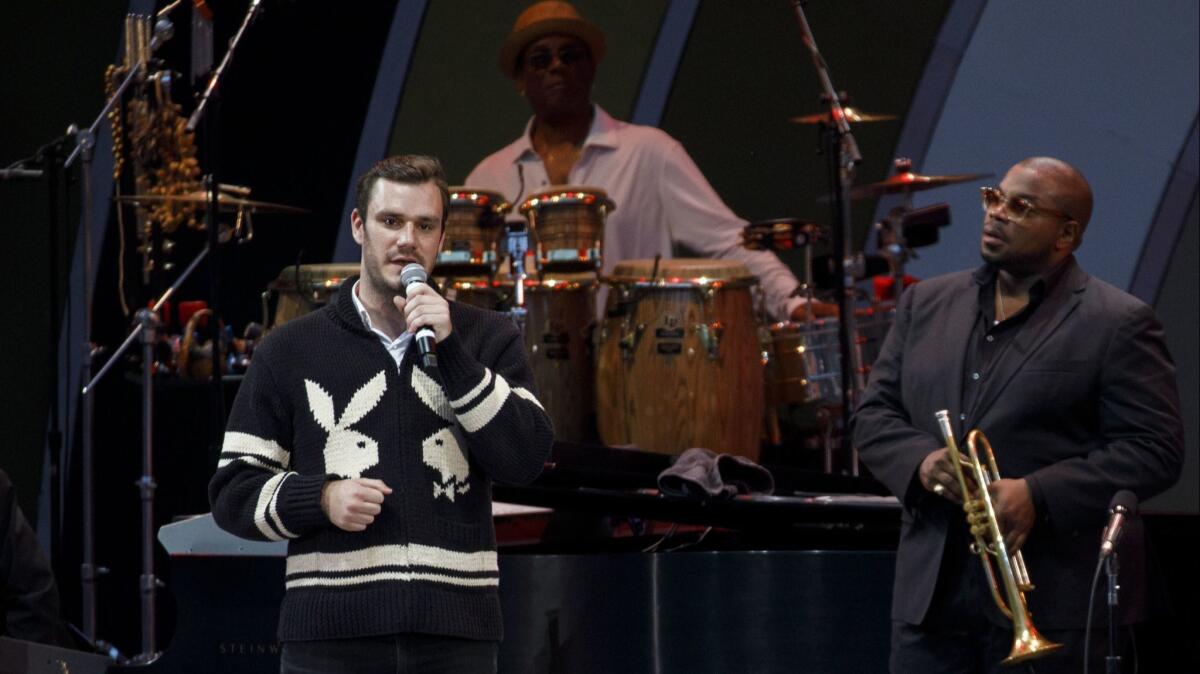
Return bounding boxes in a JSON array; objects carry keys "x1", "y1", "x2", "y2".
[
  {"x1": 791, "y1": 1, "x2": 864, "y2": 475},
  {"x1": 505, "y1": 224, "x2": 531, "y2": 334},
  {"x1": 876, "y1": 199, "x2": 952, "y2": 300}
]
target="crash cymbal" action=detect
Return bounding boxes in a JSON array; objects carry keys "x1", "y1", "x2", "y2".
[
  {"x1": 113, "y1": 190, "x2": 308, "y2": 214},
  {"x1": 847, "y1": 171, "x2": 992, "y2": 199},
  {"x1": 789, "y1": 107, "x2": 898, "y2": 125}
]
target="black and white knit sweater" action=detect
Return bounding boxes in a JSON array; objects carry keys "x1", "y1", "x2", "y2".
[{"x1": 208, "y1": 278, "x2": 554, "y2": 643}]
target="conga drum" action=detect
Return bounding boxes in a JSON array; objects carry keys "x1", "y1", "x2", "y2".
[
  {"x1": 597, "y1": 259, "x2": 763, "y2": 460},
  {"x1": 266, "y1": 263, "x2": 360, "y2": 328},
  {"x1": 445, "y1": 273, "x2": 597, "y2": 443},
  {"x1": 519, "y1": 186, "x2": 614, "y2": 271},
  {"x1": 434, "y1": 187, "x2": 511, "y2": 276}
]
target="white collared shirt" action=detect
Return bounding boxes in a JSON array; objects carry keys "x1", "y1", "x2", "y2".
[
  {"x1": 351, "y1": 280, "x2": 413, "y2": 371},
  {"x1": 465, "y1": 104, "x2": 805, "y2": 321}
]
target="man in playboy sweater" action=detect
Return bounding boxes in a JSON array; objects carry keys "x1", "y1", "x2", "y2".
[{"x1": 209, "y1": 154, "x2": 555, "y2": 673}]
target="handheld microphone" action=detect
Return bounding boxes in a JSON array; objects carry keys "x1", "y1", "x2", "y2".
[
  {"x1": 400, "y1": 263, "x2": 437, "y2": 368},
  {"x1": 1099, "y1": 490, "x2": 1138, "y2": 558}
]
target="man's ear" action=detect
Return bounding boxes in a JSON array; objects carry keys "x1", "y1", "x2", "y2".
[
  {"x1": 351, "y1": 208, "x2": 365, "y2": 245},
  {"x1": 1060, "y1": 220, "x2": 1081, "y2": 251}
]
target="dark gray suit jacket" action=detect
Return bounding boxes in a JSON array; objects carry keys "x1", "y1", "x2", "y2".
[{"x1": 853, "y1": 256, "x2": 1184, "y2": 629}]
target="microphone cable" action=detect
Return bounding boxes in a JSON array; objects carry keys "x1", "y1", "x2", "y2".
[{"x1": 1082, "y1": 554, "x2": 1104, "y2": 674}]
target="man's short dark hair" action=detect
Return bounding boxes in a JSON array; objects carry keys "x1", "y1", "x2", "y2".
[{"x1": 354, "y1": 154, "x2": 450, "y2": 228}]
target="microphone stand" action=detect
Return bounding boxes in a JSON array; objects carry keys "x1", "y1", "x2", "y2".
[
  {"x1": 186, "y1": 0, "x2": 262, "y2": 133},
  {"x1": 1105, "y1": 551, "x2": 1121, "y2": 674},
  {"x1": 789, "y1": 0, "x2": 863, "y2": 474},
  {"x1": 186, "y1": 0, "x2": 268, "y2": 463},
  {"x1": 82, "y1": 244, "x2": 211, "y2": 663}
]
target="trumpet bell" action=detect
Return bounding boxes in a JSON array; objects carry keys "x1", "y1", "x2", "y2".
[{"x1": 1003, "y1": 627, "x2": 1064, "y2": 666}]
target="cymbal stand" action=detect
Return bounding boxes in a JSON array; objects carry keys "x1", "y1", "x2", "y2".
[
  {"x1": 790, "y1": 0, "x2": 863, "y2": 474},
  {"x1": 83, "y1": 244, "x2": 211, "y2": 664},
  {"x1": 62, "y1": 12, "x2": 175, "y2": 650},
  {"x1": 878, "y1": 160, "x2": 917, "y2": 299}
]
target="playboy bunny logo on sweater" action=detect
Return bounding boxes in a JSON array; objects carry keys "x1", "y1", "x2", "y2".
[
  {"x1": 412, "y1": 367, "x2": 471, "y2": 501},
  {"x1": 306, "y1": 372, "x2": 388, "y2": 478}
]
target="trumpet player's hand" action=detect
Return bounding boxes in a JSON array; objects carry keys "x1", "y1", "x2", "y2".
[
  {"x1": 919, "y1": 448, "x2": 974, "y2": 504},
  {"x1": 989, "y1": 478, "x2": 1035, "y2": 553}
]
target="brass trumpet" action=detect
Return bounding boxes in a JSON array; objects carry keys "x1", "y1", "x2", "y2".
[{"x1": 934, "y1": 410, "x2": 1063, "y2": 665}]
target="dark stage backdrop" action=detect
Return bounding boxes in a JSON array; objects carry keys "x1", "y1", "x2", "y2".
[{"x1": 1, "y1": 0, "x2": 1196, "y2": 657}]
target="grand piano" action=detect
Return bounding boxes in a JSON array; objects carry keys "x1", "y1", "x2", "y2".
[{"x1": 129, "y1": 442, "x2": 902, "y2": 673}]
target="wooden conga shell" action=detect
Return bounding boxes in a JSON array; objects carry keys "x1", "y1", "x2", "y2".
[
  {"x1": 597, "y1": 259, "x2": 763, "y2": 461},
  {"x1": 445, "y1": 274, "x2": 597, "y2": 443},
  {"x1": 268, "y1": 263, "x2": 360, "y2": 328}
]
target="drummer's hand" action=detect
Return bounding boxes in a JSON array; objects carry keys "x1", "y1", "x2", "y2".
[
  {"x1": 394, "y1": 283, "x2": 452, "y2": 342},
  {"x1": 790, "y1": 300, "x2": 840, "y2": 320}
]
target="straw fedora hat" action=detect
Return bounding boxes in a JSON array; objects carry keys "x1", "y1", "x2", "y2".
[{"x1": 498, "y1": 1, "x2": 606, "y2": 79}]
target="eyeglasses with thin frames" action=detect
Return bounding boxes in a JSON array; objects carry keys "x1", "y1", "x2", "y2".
[{"x1": 980, "y1": 186, "x2": 1074, "y2": 222}]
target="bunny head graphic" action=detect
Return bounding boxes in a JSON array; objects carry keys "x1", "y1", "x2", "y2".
[
  {"x1": 411, "y1": 367, "x2": 471, "y2": 502},
  {"x1": 305, "y1": 372, "x2": 388, "y2": 478}
]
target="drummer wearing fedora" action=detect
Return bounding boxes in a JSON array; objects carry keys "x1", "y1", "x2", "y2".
[{"x1": 467, "y1": 1, "x2": 836, "y2": 321}]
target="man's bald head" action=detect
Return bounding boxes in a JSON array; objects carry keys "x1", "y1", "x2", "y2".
[{"x1": 1014, "y1": 157, "x2": 1093, "y2": 240}]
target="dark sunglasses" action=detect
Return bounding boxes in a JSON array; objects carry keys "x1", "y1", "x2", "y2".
[{"x1": 525, "y1": 46, "x2": 591, "y2": 72}]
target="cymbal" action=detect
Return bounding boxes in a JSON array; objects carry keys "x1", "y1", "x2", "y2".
[
  {"x1": 848, "y1": 171, "x2": 992, "y2": 199},
  {"x1": 789, "y1": 108, "x2": 898, "y2": 125},
  {"x1": 113, "y1": 190, "x2": 309, "y2": 215}
]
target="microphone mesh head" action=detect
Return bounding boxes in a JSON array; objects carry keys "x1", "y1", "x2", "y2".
[
  {"x1": 400, "y1": 263, "x2": 427, "y2": 288},
  {"x1": 1110, "y1": 489, "x2": 1138, "y2": 513}
]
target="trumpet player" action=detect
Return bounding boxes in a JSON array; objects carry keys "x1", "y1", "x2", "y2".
[{"x1": 853, "y1": 157, "x2": 1183, "y2": 673}]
